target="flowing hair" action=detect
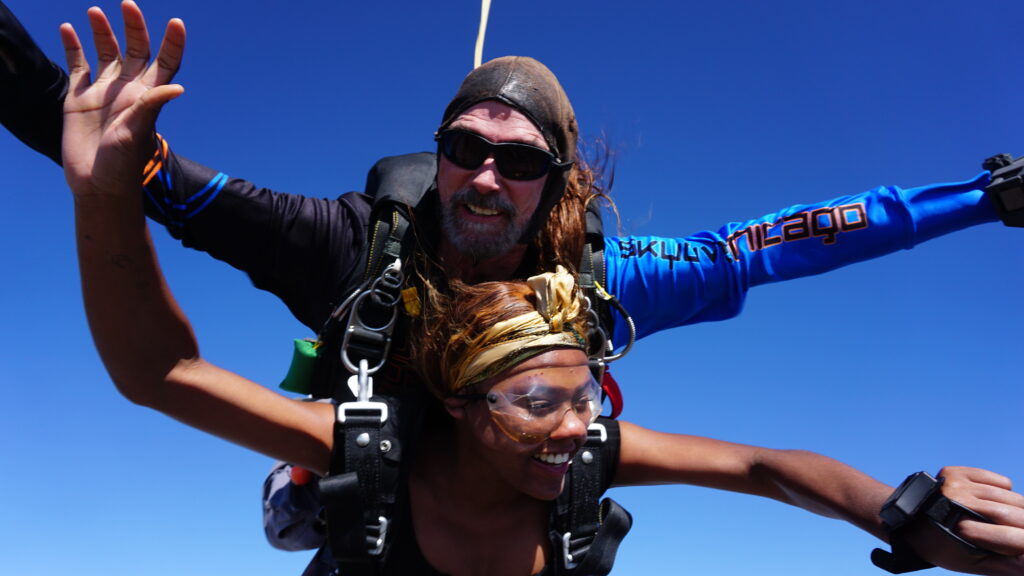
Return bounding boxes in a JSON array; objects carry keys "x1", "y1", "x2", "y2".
[{"x1": 533, "y1": 138, "x2": 619, "y2": 273}]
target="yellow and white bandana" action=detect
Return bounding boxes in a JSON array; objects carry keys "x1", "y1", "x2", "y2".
[{"x1": 448, "y1": 266, "x2": 585, "y2": 392}]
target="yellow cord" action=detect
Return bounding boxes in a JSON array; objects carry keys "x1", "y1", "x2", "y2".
[{"x1": 474, "y1": 0, "x2": 492, "y2": 68}]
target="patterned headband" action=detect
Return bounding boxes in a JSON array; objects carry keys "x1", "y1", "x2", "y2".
[{"x1": 448, "y1": 266, "x2": 585, "y2": 392}]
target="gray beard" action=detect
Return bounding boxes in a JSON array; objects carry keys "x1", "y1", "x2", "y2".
[{"x1": 441, "y1": 188, "x2": 525, "y2": 260}]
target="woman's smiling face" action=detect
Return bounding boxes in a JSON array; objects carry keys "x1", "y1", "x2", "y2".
[{"x1": 456, "y1": 347, "x2": 594, "y2": 501}]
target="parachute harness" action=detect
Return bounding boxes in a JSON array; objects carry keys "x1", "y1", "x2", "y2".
[
  {"x1": 318, "y1": 2, "x2": 639, "y2": 572},
  {"x1": 320, "y1": 258, "x2": 404, "y2": 570}
]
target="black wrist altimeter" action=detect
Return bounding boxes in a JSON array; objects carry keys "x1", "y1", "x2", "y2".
[
  {"x1": 871, "y1": 471, "x2": 992, "y2": 574},
  {"x1": 983, "y1": 153, "x2": 1024, "y2": 227}
]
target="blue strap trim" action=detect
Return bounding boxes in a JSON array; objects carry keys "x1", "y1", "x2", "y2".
[
  {"x1": 143, "y1": 171, "x2": 228, "y2": 228},
  {"x1": 185, "y1": 171, "x2": 226, "y2": 204},
  {"x1": 185, "y1": 172, "x2": 228, "y2": 220},
  {"x1": 143, "y1": 185, "x2": 168, "y2": 219}
]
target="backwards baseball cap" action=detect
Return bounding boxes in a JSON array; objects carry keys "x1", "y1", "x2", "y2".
[{"x1": 437, "y1": 56, "x2": 578, "y2": 240}]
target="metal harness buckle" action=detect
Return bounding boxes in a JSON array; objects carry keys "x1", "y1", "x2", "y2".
[
  {"x1": 335, "y1": 359, "x2": 391, "y2": 557},
  {"x1": 339, "y1": 260, "x2": 403, "y2": 377},
  {"x1": 562, "y1": 530, "x2": 588, "y2": 570},
  {"x1": 339, "y1": 360, "x2": 389, "y2": 424}
]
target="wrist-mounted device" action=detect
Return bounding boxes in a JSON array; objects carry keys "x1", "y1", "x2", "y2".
[
  {"x1": 871, "y1": 471, "x2": 991, "y2": 574},
  {"x1": 983, "y1": 153, "x2": 1024, "y2": 227}
]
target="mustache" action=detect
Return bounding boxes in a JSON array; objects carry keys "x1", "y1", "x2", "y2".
[{"x1": 451, "y1": 188, "x2": 517, "y2": 216}]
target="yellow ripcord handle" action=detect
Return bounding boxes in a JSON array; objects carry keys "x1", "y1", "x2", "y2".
[{"x1": 474, "y1": 0, "x2": 492, "y2": 68}]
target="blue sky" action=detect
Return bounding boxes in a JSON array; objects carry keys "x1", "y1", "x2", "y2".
[{"x1": 1, "y1": 1, "x2": 1021, "y2": 575}]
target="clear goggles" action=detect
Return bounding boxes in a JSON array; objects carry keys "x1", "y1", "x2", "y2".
[{"x1": 455, "y1": 374, "x2": 602, "y2": 444}]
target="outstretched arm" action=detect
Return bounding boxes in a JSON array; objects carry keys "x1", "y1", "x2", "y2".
[
  {"x1": 63, "y1": 2, "x2": 334, "y2": 475},
  {"x1": 616, "y1": 421, "x2": 1024, "y2": 575},
  {"x1": 607, "y1": 174, "x2": 1002, "y2": 344}
]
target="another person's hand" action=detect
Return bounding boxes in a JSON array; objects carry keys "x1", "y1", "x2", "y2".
[
  {"x1": 906, "y1": 467, "x2": 1024, "y2": 576},
  {"x1": 60, "y1": 0, "x2": 184, "y2": 198}
]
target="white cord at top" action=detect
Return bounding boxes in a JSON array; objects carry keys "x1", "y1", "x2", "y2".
[{"x1": 474, "y1": 0, "x2": 492, "y2": 68}]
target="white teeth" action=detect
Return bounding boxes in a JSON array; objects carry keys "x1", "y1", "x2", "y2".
[
  {"x1": 534, "y1": 452, "x2": 570, "y2": 465},
  {"x1": 466, "y1": 203, "x2": 500, "y2": 216}
]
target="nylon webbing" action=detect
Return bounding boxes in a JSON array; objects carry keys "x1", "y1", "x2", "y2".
[
  {"x1": 321, "y1": 404, "x2": 387, "y2": 576},
  {"x1": 551, "y1": 420, "x2": 630, "y2": 576}
]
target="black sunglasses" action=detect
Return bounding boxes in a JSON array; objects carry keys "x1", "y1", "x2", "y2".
[{"x1": 435, "y1": 129, "x2": 570, "y2": 181}]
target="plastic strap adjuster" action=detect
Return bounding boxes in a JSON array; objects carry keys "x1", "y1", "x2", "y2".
[
  {"x1": 337, "y1": 402, "x2": 389, "y2": 425},
  {"x1": 366, "y1": 515, "x2": 389, "y2": 556},
  {"x1": 562, "y1": 531, "x2": 589, "y2": 570}
]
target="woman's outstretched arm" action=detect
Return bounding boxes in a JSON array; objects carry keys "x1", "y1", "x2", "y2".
[
  {"x1": 616, "y1": 421, "x2": 1024, "y2": 575},
  {"x1": 63, "y1": 1, "x2": 334, "y2": 475}
]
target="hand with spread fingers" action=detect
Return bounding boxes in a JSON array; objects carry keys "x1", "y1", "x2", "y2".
[
  {"x1": 904, "y1": 467, "x2": 1024, "y2": 576},
  {"x1": 60, "y1": 0, "x2": 184, "y2": 198}
]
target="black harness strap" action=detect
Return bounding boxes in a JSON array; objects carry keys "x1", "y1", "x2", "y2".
[
  {"x1": 320, "y1": 400, "x2": 387, "y2": 576},
  {"x1": 552, "y1": 419, "x2": 631, "y2": 576},
  {"x1": 323, "y1": 401, "x2": 628, "y2": 575},
  {"x1": 578, "y1": 499, "x2": 632, "y2": 576},
  {"x1": 320, "y1": 395, "x2": 414, "y2": 576},
  {"x1": 363, "y1": 152, "x2": 436, "y2": 283},
  {"x1": 309, "y1": 153, "x2": 436, "y2": 401}
]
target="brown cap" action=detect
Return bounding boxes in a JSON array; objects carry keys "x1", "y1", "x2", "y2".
[
  {"x1": 438, "y1": 56, "x2": 577, "y2": 164},
  {"x1": 437, "y1": 56, "x2": 578, "y2": 239}
]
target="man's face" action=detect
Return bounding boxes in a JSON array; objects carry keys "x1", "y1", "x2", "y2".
[{"x1": 437, "y1": 101, "x2": 549, "y2": 260}]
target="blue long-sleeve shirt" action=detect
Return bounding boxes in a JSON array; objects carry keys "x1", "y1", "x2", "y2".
[{"x1": 605, "y1": 173, "x2": 996, "y2": 344}]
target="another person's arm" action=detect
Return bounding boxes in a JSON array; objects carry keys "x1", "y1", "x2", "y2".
[
  {"x1": 2, "y1": 0, "x2": 361, "y2": 332},
  {"x1": 0, "y1": 0, "x2": 66, "y2": 163},
  {"x1": 139, "y1": 134, "x2": 372, "y2": 331},
  {"x1": 616, "y1": 421, "x2": 1024, "y2": 575},
  {"x1": 606, "y1": 175, "x2": 1001, "y2": 343}
]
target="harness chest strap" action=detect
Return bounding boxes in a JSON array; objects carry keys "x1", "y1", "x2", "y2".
[
  {"x1": 320, "y1": 394, "x2": 409, "y2": 576},
  {"x1": 551, "y1": 419, "x2": 632, "y2": 576},
  {"x1": 321, "y1": 407, "x2": 629, "y2": 574}
]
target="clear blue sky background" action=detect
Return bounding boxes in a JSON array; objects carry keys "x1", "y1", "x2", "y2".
[{"x1": 1, "y1": 1, "x2": 1021, "y2": 575}]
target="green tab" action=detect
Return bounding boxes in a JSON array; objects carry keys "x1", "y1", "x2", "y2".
[{"x1": 279, "y1": 338, "x2": 318, "y2": 394}]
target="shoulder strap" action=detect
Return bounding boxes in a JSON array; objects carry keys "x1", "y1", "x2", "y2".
[
  {"x1": 550, "y1": 419, "x2": 631, "y2": 576},
  {"x1": 578, "y1": 199, "x2": 633, "y2": 419},
  {"x1": 578, "y1": 197, "x2": 607, "y2": 300},
  {"x1": 306, "y1": 153, "x2": 436, "y2": 400},
  {"x1": 319, "y1": 395, "x2": 420, "y2": 575},
  {"x1": 363, "y1": 152, "x2": 437, "y2": 281},
  {"x1": 578, "y1": 198, "x2": 609, "y2": 361}
]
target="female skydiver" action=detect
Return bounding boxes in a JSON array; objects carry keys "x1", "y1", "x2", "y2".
[{"x1": 60, "y1": 13, "x2": 1024, "y2": 575}]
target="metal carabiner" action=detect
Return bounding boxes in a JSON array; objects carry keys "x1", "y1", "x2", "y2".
[
  {"x1": 339, "y1": 259, "x2": 404, "y2": 376},
  {"x1": 594, "y1": 281, "x2": 635, "y2": 364}
]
